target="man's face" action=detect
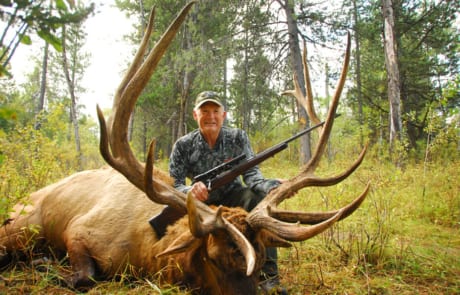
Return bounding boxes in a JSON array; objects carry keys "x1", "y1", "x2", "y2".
[{"x1": 193, "y1": 102, "x2": 226, "y2": 135}]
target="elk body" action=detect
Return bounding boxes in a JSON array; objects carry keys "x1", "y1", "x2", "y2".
[{"x1": 0, "y1": 2, "x2": 369, "y2": 294}]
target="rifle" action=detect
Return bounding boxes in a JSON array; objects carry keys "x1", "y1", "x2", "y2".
[
  {"x1": 193, "y1": 114, "x2": 340, "y2": 191},
  {"x1": 193, "y1": 153, "x2": 246, "y2": 185}
]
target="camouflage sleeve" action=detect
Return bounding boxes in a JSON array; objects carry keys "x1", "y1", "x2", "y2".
[
  {"x1": 169, "y1": 140, "x2": 192, "y2": 194},
  {"x1": 239, "y1": 130, "x2": 281, "y2": 195}
]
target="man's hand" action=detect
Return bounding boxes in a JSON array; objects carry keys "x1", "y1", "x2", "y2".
[{"x1": 190, "y1": 182, "x2": 209, "y2": 202}]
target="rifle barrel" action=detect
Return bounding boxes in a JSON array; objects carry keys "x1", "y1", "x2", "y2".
[
  {"x1": 284, "y1": 113, "x2": 341, "y2": 144},
  {"x1": 203, "y1": 114, "x2": 341, "y2": 191}
]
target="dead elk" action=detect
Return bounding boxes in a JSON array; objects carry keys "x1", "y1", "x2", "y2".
[{"x1": 0, "y1": 1, "x2": 369, "y2": 294}]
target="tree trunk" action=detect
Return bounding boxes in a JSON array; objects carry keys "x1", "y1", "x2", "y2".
[
  {"x1": 242, "y1": 24, "x2": 250, "y2": 132},
  {"x1": 281, "y1": 0, "x2": 311, "y2": 164},
  {"x1": 382, "y1": 0, "x2": 403, "y2": 154},
  {"x1": 352, "y1": 0, "x2": 364, "y2": 148},
  {"x1": 178, "y1": 70, "x2": 191, "y2": 138},
  {"x1": 61, "y1": 25, "x2": 82, "y2": 170},
  {"x1": 34, "y1": 42, "x2": 49, "y2": 130},
  {"x1": 173, "y1": 4, "x2": 199, "y2": 142},
  {"x1": 177, "y1": 19, "x2": 195, "y2": 139}
]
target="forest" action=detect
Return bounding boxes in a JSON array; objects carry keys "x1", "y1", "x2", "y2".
[{"x1": 0, "y1": 0, "x2": 458, "y2": 294}]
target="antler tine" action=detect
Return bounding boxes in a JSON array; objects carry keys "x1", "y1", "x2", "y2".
[
  {"x1": 97, "y1": 1, "x2": 196, "y2": 192},
  {"x1": 306, "y1": 33, "x2": 351, "y2": 173},
  {"x1": 281, "y1": 40, "x2": 321, "y2": 127},
  {"x1": 113, "y1": 6, "x2": 156, "y2": 113},
  {"x1": 260, "y1": 183, "x2": 370, "y2": 242},
  {"x1": 301, "y1": 40, "x2": 322, "y2": 126},
  {"x1": 247, "y1": 33, "x2": 370, "y2": 241}
]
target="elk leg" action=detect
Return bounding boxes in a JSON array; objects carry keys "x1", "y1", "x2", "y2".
[{"x1": 65, "y1": 239, "x2": 97, "y2": 290}]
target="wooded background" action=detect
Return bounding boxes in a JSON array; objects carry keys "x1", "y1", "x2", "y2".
[
  {"x1": 0, "y1": 0, "x2": 458, "y2": 195},
  {"x1": 1, "y1": 0, "x2": 458, "y2": 171},
  {"x1": 0, "y1": 1, "x2": 458, "y2": 293}
]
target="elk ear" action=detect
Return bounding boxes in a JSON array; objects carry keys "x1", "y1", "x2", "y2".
[
  {"x1": 156, "y1": 234, "x2": 202, "y2": 258},
  {"x1": 258, "y1": 229, "x2": 292, "y2": 248}
]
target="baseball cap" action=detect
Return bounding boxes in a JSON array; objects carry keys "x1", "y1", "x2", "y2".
[{"x1": 194, "y1": 91, "x2": 224, "y2": 110}]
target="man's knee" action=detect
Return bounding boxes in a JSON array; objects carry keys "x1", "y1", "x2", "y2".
[
  {"x1": 240, "y1": 189, "x2": 265, "y2": 211},
  {"x1": 217, "y1": 187, "x2": 265, "y2": 211}
]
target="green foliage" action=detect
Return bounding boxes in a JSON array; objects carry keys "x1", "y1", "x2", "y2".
[
  {"x1": 424, "y1": 112, "x2": 459, "y2": 163},
  {"x1": 0, "y1": 0, "x2": 94, "y2": 76},
  {"x1": 0, "y1": 125, "x2": 74, "y2": 219},
  {"x1": 0, "y1": 1, "x2": 458, "y2": 293},
  {"x1": 347, "y1": 0, "x2": 459, "y2": 153},
  {"x1": 269, "y1": 151, "x2": 459, "y2": 294},
  {"x1": 0, "y1": 100, "x2": 104, "y2": 221}
]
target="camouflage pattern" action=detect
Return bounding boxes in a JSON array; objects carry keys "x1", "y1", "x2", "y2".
[{"x1": 169, "y1": 126, "x2": 280, "y2": 204}]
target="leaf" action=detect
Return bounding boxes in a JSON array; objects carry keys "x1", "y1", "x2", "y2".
[
  {"x1": 0, "y1": 66, "x2": 10, "y2": 77},
  {"x1": 0, "y1": 0, "x2": 12, "y2": 7},
  {"x1": 55, "y1": 0, "x2": 68, "y2": 11},
  {"x1": 15, "y1": 0, "x2": 28, "y2": 9},
  {"x1": 37, "y1": 30, "x2": 63, "y2": 52},
  {"x1": 20, "y1": 34, "x2": 32, "y2": 45},
  {"x1": 64, "y1": 0, "x2": 75, "y2": 9}
]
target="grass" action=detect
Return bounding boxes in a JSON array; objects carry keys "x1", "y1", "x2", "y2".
[
  {"x1": 271, "y1": 155, "x2": 459, "y2": 295},
  {"x1": 0, "y1": 153, "x2": 458, "y2": 294}
]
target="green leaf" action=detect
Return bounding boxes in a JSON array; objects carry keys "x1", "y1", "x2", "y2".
[
  {"x1": 0, "y1": 66, "x2": 10, "y2": 77},
  {"x1": 37, "y1": 30, "x2": 63, "y2": 52},
  {"x1": 20, "y1": 34, "x2": 32, "y2": 45},
  {"x1": 55, "y1": 0, "x2": 68, "y2": 11}
]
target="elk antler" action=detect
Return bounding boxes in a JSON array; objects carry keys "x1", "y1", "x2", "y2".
[
  {"x1": 96, "y1": 2, "x2": 257, "y2": 276},
  {"x1": 247, "y1": 34, "x2": 370, "y2": 241},
  {"x1": 97, "y1": 2, "x2": 197, "y2": 213}
]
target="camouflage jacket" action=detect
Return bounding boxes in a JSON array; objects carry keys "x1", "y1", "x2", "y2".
[{"x1": 169, "y1": 126, "x2": 280, "y2": 203}]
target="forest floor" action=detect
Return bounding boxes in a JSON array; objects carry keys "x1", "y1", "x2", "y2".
[{"x1": 0, "y1": 159, "x2": 458, "y2": 294}]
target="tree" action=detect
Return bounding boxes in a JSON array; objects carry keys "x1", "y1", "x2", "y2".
[
  {"x1": 0, "y1": 0, "x2": 93, "y2": 76},
  {"x1": 35, "y1": 41, "x2": 49, "y2": 130},
  {"x1": 224, "y1": 1, "x2": 292, "y2": 142},
  {"x1": 61, "y1": 22, "x2": 86, "y2": 170},
  {"x1": 382, "y1": 0, "x2": 403, "y2": 155},
  {"x1": 116, "y1": 0, "x2": 239, "y2": 157},
  {"x1": 351, "y1": 0, "x2": 365, "y2": 147},
  {"x1": 345, "y1": 0, "x2": 458, "y2": 158},
  {"x1": 113, "y1": 0, "x2": 458, "y2": 162},
  {"x1": 277, "y1": 0, "x2": 312, "y2": 164}
]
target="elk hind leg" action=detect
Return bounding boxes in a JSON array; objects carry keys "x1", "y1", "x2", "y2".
[{"x1": 65, "y1": 239, "x2": 97, "y2": 290}]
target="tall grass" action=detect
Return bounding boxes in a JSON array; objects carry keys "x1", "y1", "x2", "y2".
[
  {"x1": 262, "y1": 145, "x2": 459, "y2": 294},
  {"x1": 0, "y1": 123, "x2": 458, "y2": 294}
]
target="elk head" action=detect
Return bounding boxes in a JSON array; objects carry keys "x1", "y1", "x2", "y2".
[{"x1": 96, "y1": 1, "x2": 369, "y2": 293}]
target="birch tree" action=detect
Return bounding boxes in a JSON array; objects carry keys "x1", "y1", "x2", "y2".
[
  {"x1": 277, "y1": 0, "x2": 311, "y2": 164},
  {"x1": 382, "y1": 0, "x2": 402, "y2": 153},
  {"x1": 59, "y1": 21, "x2": 88, "y2": 170}
]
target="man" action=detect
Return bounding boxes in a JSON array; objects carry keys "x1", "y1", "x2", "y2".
[{"x1": 151, "y1": 91, "x2": 287, "y2": 294}]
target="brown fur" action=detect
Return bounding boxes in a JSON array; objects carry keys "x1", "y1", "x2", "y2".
[{"x1": 0, "y1": 167, "x2": 271, "y2": 294}]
